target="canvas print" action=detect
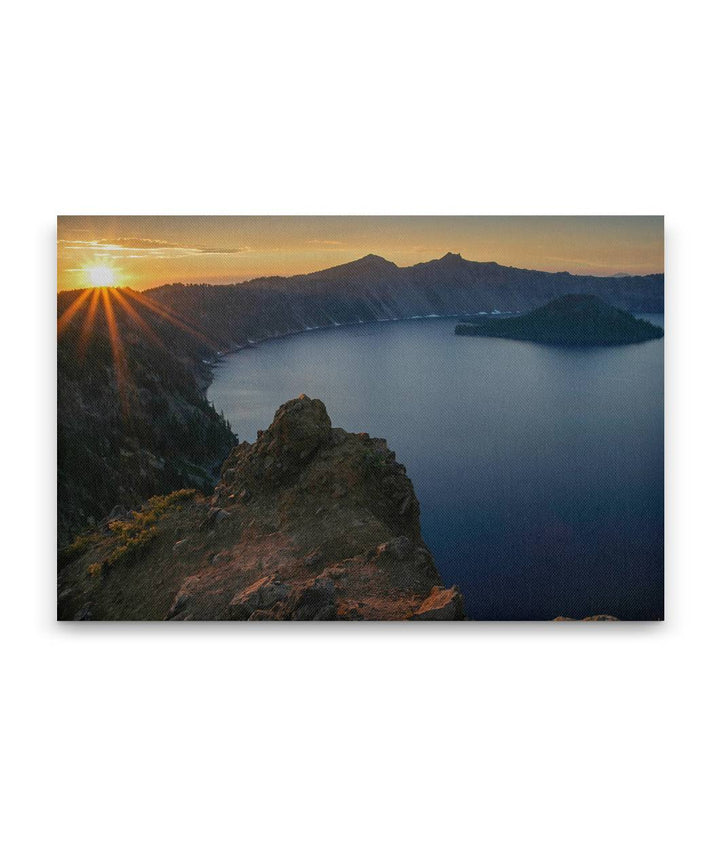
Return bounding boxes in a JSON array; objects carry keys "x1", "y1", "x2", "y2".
[{"x1": 57, "y1": 216, "x2": 664, "y2": 621}]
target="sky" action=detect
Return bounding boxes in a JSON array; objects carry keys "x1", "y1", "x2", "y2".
[{"x1": 57, "y1": 216, "x2": 664, "y2": 292}]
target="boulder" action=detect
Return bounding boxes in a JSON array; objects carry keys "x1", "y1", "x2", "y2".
[
  {"x1": 291, "y1": 577, "x2": 337, "y2": 620},
  {"x1": 376, "y1": 536, "x2": 414, "y2": 562},
  {"x1": 202, "y1": 507, "x2": 231, "y2": 528},
  {"x1": 304, "y1": 550, "x2": 324, "y2": 568},
  {"x1": 229, "y1": 575, "x2": 291, "y2": 620},
  {"x1": 167, "y1": 593, "x2": 189, "y2": 619},
  {"x1": 410, "y1": 586, "x2": 466, "y2": 621},
  {"x1": 262, "y1": 395, "x2": 331, "y2": 470}
]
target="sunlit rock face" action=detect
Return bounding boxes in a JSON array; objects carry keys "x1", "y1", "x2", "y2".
[{"x1": 58, "y1": 396, "x2": 466, "y2": 621}]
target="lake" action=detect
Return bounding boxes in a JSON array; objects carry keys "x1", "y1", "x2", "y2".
[{"x1": 208, "y1": 316, "x2": 664, "y2": 620}]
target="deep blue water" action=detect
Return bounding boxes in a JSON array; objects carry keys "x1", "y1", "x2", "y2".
[{"x1": 208, "y1": 316, "x2": 664, "y2": 620}]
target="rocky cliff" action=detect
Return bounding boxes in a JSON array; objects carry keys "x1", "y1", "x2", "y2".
[{"x1": 57, "y1": 396, "x2": 465, "y2": 621}]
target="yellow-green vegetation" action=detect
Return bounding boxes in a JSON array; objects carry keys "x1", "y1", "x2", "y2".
[
  {"x1": 58, "y1": 532, "x2": 103, "y2": 569},
  {"x1": 86, "y1": 489, "x2": 197, "y2": 578}
]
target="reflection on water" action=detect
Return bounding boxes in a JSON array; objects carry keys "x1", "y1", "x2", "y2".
[{"x1": 209, "y1": 316, "x2": 664, "y2": 620}]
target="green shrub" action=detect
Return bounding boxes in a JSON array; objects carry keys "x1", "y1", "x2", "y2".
[{"x1": 84, "y1": 489, "x2": 194, "y2": 578}]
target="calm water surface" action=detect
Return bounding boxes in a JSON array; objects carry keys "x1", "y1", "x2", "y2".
[{"x1": 209, "y1": 316, "x2": 664, "y2": 620}]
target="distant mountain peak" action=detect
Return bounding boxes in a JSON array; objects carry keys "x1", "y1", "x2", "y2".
[
  {"x1": 345, "y1": 253, "x2": 397, "y2": 269},
  {"x1": 416, "y1": 252, "x2": 467, "y2": 269},
  {"x1": 301, "y1": 253, "x2": 397, "y2": 280}
]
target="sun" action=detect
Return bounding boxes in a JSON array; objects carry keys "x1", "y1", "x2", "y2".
[{"x1": 85, "y1": 264, "x2": 117, "y2": 287}]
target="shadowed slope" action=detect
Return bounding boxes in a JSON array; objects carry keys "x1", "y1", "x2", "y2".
[
  {"x1": 57, "y1": 288, "x2": 236, "y2": 544},
  {"x1": 145, "y1": 253, "x2": 663, "y2": 352}
]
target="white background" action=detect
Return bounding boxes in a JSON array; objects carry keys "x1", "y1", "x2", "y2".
[{"x1": 2, "y1": 1, "x2": 718, "y2": 854}]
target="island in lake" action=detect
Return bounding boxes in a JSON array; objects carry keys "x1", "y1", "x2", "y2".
[{"x1": 455, "y1": 294, "x2": 664, "y2": 346}]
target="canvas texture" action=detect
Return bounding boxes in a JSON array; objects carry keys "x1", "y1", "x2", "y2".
[{"x1": 57, "y1": 216, "x2": 664, "y2": 621}]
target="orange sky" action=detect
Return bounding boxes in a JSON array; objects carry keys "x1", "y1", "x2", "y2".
[{"x1": 57, "y1": 216, "x2": 664, "y2": 292}]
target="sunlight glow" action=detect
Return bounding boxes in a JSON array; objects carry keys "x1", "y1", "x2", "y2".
[{"x1": 85, "y1": 265, "x2": 117, "y2": 287}]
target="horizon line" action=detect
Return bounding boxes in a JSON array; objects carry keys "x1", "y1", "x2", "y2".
[{"x1": 57, "y1": 251, "x2": 664, "y2": 294}]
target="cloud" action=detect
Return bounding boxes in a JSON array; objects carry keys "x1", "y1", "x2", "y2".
[
  {"x1": 57, "y1": 238, "x2": 252, "y2": 258},
  {"x1": 543, "y1": 255, "x2": 648, "y2": 273},
  {"x1": 306, "y1": 239, "x2": 345, "y2": 246}
]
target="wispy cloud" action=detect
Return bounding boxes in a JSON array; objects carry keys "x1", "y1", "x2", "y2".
[
  {"x1": 57, "y1": 238, "x2": 252, "y2": 258},
  {"x1": 306, "y1": 239, "x2": 345, "y2": 246},
  {"x1": 544, "y1": 255, "x2": 648, "y2": 272}
]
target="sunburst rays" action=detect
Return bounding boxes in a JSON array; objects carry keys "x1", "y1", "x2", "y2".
[
  {"x1": 124, "y1": 289, "x2": 219, "y2": 350},
  {"x1": 110, "y1": 288, "x2": 165, "y2": 350},
  {"x1": 57, "y1": 285, "x2": 221, "y2": 423},
  {"x1": 57, "y1": 287, "x2": 92, "y2": 337},
  {"x1": 77, "y1": 287, "x2": 101, "y2": 362},
  {"x1": 100, "y1": 289, "x2": 130, "y2": 418}
]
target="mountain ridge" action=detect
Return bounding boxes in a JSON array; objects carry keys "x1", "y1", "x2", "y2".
[
  {"x1": 57, "y1": 253, "x2": 663, "y2": 544},
  {"x1": 144, "y1": 252, "x2": 662, "y2": 292},
  {"x1": 137, "y1": 253, "x2": 663, "y2": 353}
]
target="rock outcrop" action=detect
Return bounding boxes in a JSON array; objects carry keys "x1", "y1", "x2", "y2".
[
  {"x1": 410, "y1": 586, "x2": 466, "y2": 620},
  {"x1": 57, "y1": 396, "x2": 466, "y2": 621}
]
